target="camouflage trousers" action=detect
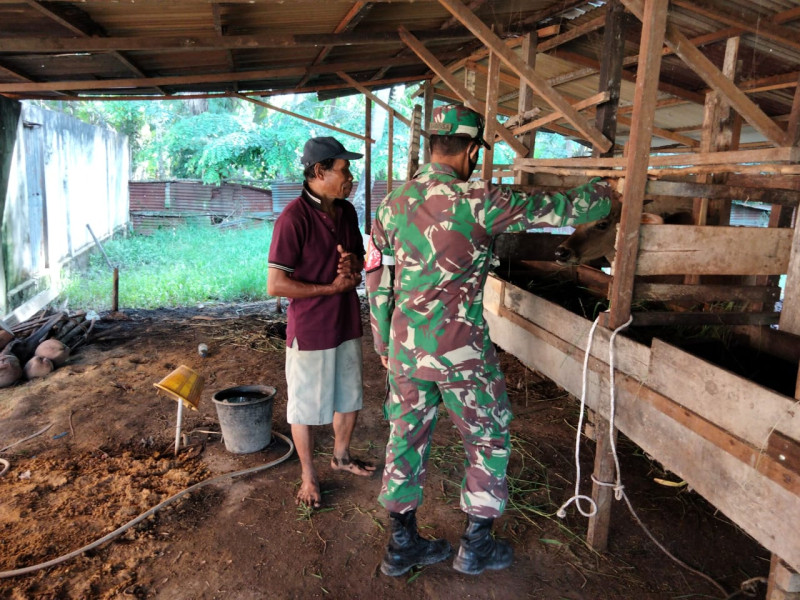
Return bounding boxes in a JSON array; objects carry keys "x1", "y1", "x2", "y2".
[{"x1": 378, "y1": 363, "x2": 513, "y2": 518}]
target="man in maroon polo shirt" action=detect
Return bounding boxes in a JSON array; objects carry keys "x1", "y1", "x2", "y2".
[{"x1": 267, "y1": 136, "x2": 375, "y2": 509}]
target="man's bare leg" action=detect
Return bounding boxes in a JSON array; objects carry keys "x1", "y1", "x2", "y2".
[
  {"x1": 292, "y1": 423, "x2": 321, "y2": 507},
  {"x1": 331, "y1": 410, "x2": 376, "y2": 476}
]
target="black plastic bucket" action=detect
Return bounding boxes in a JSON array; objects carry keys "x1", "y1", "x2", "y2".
[{"x1": 212, "y1": 385, "x2": 276, "y2": 454}]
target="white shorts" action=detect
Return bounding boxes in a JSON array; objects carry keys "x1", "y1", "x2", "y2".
[{"x1": 285, "y1": 337, "x2": 363, "y2": 425}]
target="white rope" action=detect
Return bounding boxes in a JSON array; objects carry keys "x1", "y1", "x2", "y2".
[
  {"x1": 557, "y1": 312, "x2": 728, "y2": 598},
  {"x1": 556, "y1": 315, "x2": 604, "y2": 519}
]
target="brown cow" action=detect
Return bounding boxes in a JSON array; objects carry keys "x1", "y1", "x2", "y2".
[{"x1": 554, "y1": 196, "x2": 694, "y2": 266}]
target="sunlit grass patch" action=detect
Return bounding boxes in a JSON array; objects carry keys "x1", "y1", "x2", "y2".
[{"x1": 59, "y1": 223, "x2": 275, "y2": 310}]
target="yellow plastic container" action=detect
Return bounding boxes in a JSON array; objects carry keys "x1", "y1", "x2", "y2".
[{"x1": 154, "y1": 365, "x2": 204, "y2": 410}]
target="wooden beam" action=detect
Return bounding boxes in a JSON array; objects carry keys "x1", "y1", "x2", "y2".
[
  {"x1": 436, "y1": 0, "x2": 612, "y2": 153},
  {"x1": 515, "y1": 147, "x2": 800, "y2": 169},
  {"x1": 398, "y1": 27, "x2": 527, "y2": 155},
  {"x1": 788, "y1": 73, "x2": 800, "y2": 147},
  {"x1": 0, "y1": 29, "x2": 477, "y2": 54},
  {"x1": 515, "y1": 32, "x2": 536, "y2": 185},
  {"x1": 646, "y1": 179, "x2": 800, "y2": 207},
  {"x1": 622, "y1": 0, "x2": 791, "y2": 147},
  {"x1": 512, "y1": 92, "x2": 610, "y2": 136},
  {"x1": 337, "y1": 71, "x2": 411, "y2": 127},
  {"x1": 234, "y1": 93, "x2": 374, "y2": 143},
  {"x1": 633, "y1": 282, "x2": 780, "y2": 304},
  {"x1": 0, "y1": 56, "x2": 422, "y2": 93},
  {"x1": 9, "y1": 75, "x2": 429, "y2": 102},
  {"x1": 606, "y1": 0, "x2": 669, "y2": 330},
  {"x1": 778, "y1": 198, "x2": 800, "y2": 335},
  {"x1": 423, "y1": 82, "x2": 434, "y2": 162},
  {"x1": 481, "y1": 50, "x2": 500, "y2": 180}
]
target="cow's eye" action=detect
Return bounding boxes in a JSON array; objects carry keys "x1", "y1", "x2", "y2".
[{"x1": 593, "y1": 220, "x2": 610, "y2": 231}]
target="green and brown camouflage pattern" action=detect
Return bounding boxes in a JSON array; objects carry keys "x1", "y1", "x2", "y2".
[
  {"x1": 428, "y1": 104, "x2": 490, "y2": 149},
  {"x1": 366, "y1": 163, "x2": 612, "y2": 382},
  {"x1": 379, "y1": 365, "x2": 511, "y2": 517}
]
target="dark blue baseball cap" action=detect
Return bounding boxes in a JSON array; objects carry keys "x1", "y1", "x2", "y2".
[{"x1": 301, "y1": 136, "x2": 363, "y2": 168}]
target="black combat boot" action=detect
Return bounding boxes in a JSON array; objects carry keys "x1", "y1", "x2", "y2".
[
  {"x1": 380, "y1": 510, "x2": 452, "y2": 576},
  {"x1": 452, "y1": 514, "x2": 513, "y2": 575}
]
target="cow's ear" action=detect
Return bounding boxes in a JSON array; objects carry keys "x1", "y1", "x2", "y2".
[{"x1": 641, "y1": 213, "x2": 664, "y2": 224}]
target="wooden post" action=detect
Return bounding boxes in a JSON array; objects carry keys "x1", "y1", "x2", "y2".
[
  {"x1": 423, "y1": 82, "x2": 434, "y2": 163},
  {"x1": 387, "y1": 109, "x2": 394, "y2": 192},
  {"x1": 593, "y1": 0, "x2": 625, "y2": 161},
  {"x1": 586, "y1": 0, "x2": 626, "y2": 552},
  {"x1": 406, "y1": 104, "x2": 422, "y2": 181},
  {"x1": 605, "y1": 0, "x2": 669, "y2": 330},
  {"x1": 515, "y1": 32, "x2": 537, "y2": 186},
  {"x1": 112, "y1": 267, "x2": 119, "y2": 312},
  {"x1": 364, "y1": 97, "x2": 372, "y2": 234},
  {"x1": 778, "y1": 199, "x2": 800, "y2": 335},
  {"x1": 586, "y1": 417, "x2": 618, "y2": 551},
  {"x1": 481, "y1": 51, "x2": 499, "y2": 182},
  {"x1": 767, "y1": 548, "x2": 800, "y2": 599}
]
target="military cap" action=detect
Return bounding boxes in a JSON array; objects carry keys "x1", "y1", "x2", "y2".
[{"x1": 428, "y1": 104, "x2": 490, "y2": 149}]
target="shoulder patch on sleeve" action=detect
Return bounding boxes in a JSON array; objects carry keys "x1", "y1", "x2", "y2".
[{"x1": 365, "y1": 235, "x2": 384, "y2": 273}]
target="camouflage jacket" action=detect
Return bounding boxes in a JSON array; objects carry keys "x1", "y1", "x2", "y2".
[{"x1": 366, "y1": 163, "x2": 612, "y2": 382}]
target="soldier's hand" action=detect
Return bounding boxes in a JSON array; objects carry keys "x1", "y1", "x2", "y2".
[{"x1": 381, "y1": 356, "x2": 389, "y2": 369}]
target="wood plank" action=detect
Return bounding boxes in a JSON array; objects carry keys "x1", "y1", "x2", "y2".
[
  {"x1": 633, "y1": 282, "x2": 781, "y2": 303},
  {"x1": 607, "y1": 0, "x2": 669, "y2": 329},
  {"x1": 630, "y1": 311, "x2": 779, "y2": 327},
  {"x1": 515, "y1": 147, "x2": 800, "y2": 169},
  {"x1": 485, "y1": 299, "x2": 800, "y2": 572},
  {"x1": 398, "y1": 27, "x2": 527, "y2": 155},
  {"x1": 621, "y1": 0, "x2": 790, "y2": 147},
  {"x1": 636, "y1": 225, "x2": 792, "y2": 276},
  {"x1": 648, "y1": 339, "x2": 800, "y2": 456},
  {"x1": 645, "y1": 179, "x2": 800, "y2": 207},
  {"x1": 500, "y1": 277, "x2": 650, "y2": 381},
  {"x1": 437, "y1": 0, "x2": 612, "y2": 153}
]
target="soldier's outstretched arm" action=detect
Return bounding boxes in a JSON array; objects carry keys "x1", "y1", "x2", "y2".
[{"x1": 482, "y1": 177, "x2": 615, "y2": 236}]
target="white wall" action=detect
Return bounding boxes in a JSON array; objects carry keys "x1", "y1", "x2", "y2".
[{"x1": 2, "y1": 103, "x2": 129, "y2": 314}]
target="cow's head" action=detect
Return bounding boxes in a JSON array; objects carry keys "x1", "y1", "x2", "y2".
[{"x1": 554, "y1": 198, "x2": 665, "y2": 266}]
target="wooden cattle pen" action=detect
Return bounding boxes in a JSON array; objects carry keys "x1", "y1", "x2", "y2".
[{"x1": 1, "y1": 0, "x2": 799, "y2": 596}]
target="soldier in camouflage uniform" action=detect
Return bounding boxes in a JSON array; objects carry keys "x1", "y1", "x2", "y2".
[{"x1": 365, "y1": 103, "x2": 613, "y2": 577}]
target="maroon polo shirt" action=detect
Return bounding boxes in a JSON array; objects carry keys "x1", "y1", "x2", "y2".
[{"x1": 268, "y1": 184, "x2": 364, "y2": 350}]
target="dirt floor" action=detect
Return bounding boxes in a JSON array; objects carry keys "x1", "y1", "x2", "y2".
[{"x1": 0, "y1": 297, "x2": 771, "y2": 599}]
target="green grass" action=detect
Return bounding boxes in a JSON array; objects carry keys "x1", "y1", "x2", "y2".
[{"x1": 59, "y1": 223, "x2": 275, "y2": 310}]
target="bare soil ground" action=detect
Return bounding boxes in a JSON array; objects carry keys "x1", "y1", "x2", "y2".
[{"x1": 0, "y1": 299, "x2": 769, "y2": 599}]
